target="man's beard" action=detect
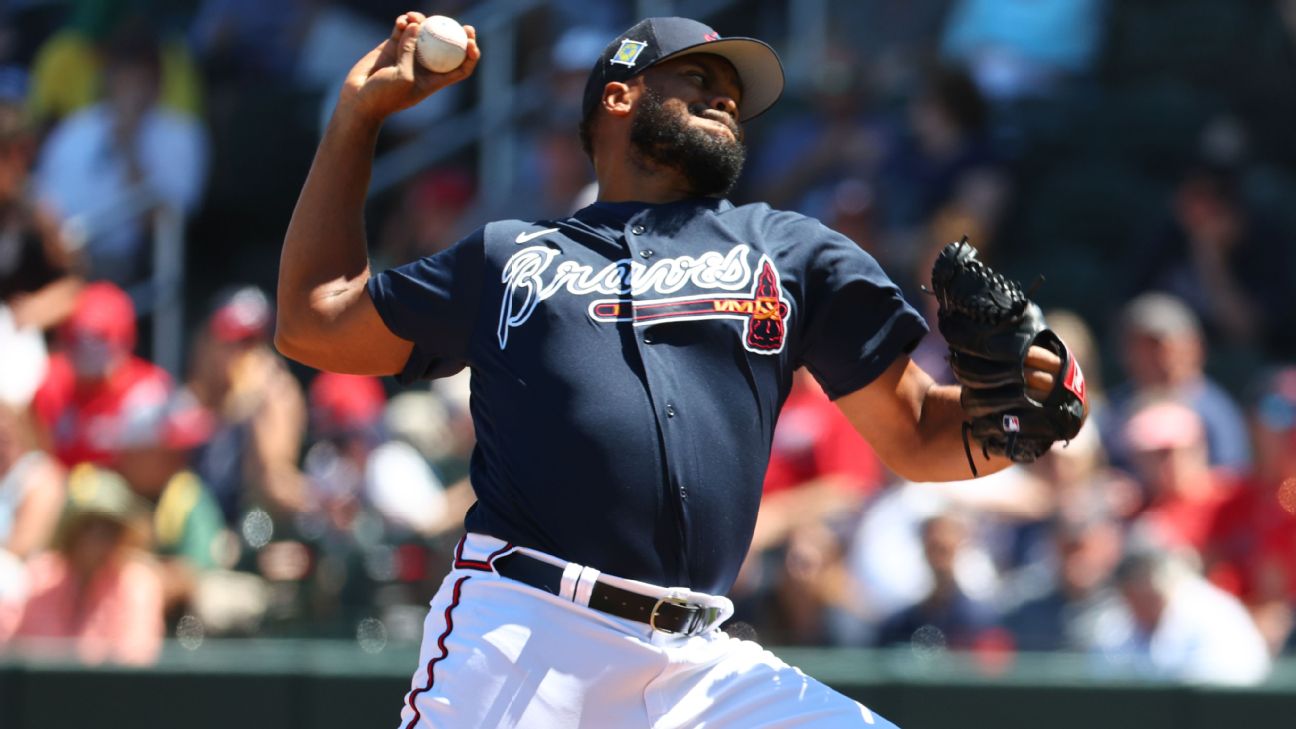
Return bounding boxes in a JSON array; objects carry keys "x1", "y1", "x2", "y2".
[{"x1": 629, "y1": 87, "x2": 746, "y2": 197}]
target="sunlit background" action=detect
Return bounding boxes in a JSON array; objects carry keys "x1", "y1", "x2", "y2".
[{"x1": 2, "y1": 1, "x2": 1296, "y2": 727}]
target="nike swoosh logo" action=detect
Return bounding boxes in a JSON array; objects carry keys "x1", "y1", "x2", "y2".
[{"x1": 515, "y1": 228, "x2": 559, "y2": 244}]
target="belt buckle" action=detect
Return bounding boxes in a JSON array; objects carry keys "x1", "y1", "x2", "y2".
[{"x1": 648, "y1": 593, "x2": 691, "y2": 635}]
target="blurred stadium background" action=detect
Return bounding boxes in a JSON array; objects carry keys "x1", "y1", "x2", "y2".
[{"x1": 2, "y1": 0, "x2": 1296, "y2": 727}]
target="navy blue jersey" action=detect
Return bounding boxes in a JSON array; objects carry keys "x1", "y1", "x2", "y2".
[{"x1": 368, "y1": 198, "x2": 927, "y2": 594}]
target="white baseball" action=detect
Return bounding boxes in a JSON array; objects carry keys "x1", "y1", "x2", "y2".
[{"x1": 416, "y1": 15, "x2": 469, "y2": 73}]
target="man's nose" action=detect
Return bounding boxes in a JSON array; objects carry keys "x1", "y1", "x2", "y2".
[{"x1": 710, "y1": 94, "x2": 738, "y2": 118}]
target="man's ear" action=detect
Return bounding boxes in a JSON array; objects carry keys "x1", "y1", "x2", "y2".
[{"x1": 602, "y1": 81, "x2": 635, "y2": 118}]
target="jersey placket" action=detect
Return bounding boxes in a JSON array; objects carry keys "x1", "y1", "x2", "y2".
[{"x1": 623, "y1": 211, "x2": 697, "y2": 585}]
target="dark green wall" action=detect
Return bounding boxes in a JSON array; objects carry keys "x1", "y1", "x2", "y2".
[{"x1": 3, "y1": 645, "x2": 1295, "y2": 729}]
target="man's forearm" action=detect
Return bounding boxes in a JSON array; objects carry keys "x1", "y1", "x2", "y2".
[
  {"x1": 9, "y1": 276, "x2": 82, "y2": 330},
  {"x1": 277, "y1": 108, "x2": 382, "y2": 347},
  {"x1": 838, "y1": 358, "x2": 1017, "y2": 484}
]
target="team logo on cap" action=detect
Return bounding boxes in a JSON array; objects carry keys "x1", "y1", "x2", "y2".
[{"x1": 611, "y1": 39, "x2": 648, "y2": 67}]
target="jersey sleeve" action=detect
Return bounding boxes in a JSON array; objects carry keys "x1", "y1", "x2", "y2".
[
  {"x1": 366, "y1": 229, "x2": 485, "y2": 383},
  {"x1": 795, "y1": 222, "x2": 928, "y2": 399}
]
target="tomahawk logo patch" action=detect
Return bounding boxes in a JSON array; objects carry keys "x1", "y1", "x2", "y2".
[
  {"x1": 498, "y1": 244, "x2": 790, "y2": 355},
  {"x1": 611, "y1": 39, "x2": 648, "y2": 67}
]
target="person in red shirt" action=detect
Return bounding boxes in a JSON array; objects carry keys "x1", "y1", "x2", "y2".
[
  {"x1": 31, "y1": 282, "x2": 171, "y2": 467},
  {"x1": 1206, "y1": 367, "x2": 1296, "y2": 653},
  {"x1": 1126, "y1": 399, "x2": 1237, "y2": 555},
  {"x1": 755, "y1": 368, "x2": 884, "y2": 550},
  {"x1": 733, "y1": 369, "x2": 885, "y2": 643}
]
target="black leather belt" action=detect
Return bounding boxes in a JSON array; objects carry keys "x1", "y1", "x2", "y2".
[{"x1": 492, "y1": 552, "x2": 722, "y2": 636}]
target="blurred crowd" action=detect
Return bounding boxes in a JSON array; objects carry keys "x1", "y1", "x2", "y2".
[{"x1": 1, "y1": 0, "x2": 1296, "y2": 686}]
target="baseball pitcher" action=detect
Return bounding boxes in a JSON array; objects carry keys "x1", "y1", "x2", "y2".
[{"x1": 276, "y1": 12, "x2": 1086, "y2": 728}]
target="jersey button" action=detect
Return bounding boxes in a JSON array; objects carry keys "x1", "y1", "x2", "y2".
[
  {"x1": 679, "y1": 487, "x2": 688, "y2": 499},
  {"x1": 665, "y1": 403, "x2": 676, "y2": 417},
  {"x1": 639, "y1": 249, "x2": 654, "y2": 258},
  {"x1": 631, "y1": 224, "x2": 646, "y2": 235},
  {"x1": 643, "y1": 333, "x2": 654, "y2": 344}
]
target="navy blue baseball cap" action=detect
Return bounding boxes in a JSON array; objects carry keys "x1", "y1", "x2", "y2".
[{"x1": 582, "y1": 17, "x2": 784, "y2": 123}]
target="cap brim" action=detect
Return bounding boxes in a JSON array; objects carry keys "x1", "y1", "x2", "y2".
[{"x1": 655, "y1": 37, "x2": 784, "y2": 122}]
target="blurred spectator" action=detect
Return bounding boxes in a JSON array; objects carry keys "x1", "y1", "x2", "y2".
[
  {"x1": 1129, "y1": 164, "x2": 1296, "y2": 352},
  {"x1": 1002, "y1": 507, "x2": 1123, "y2": 652},
  {"x1": 383, "y1": 375, "x2": 475, "y2": 490},
  {"x1": 295, "y1": 4, "x2": 389, "y2": 93},
  {"x1": 731, "y1": 370, "x2": 885, "y2": 644},
  {"x1": 1101, "y1": 293, "x2": 1251, "y2": 472},
  {"x1": 902, "y1": 237, "x2": 958, "y2": 383},
  {"x1": 114, "y1": 393, "x2": 225, "y2": 618},
  {"x1": 0, "y1": 464, "x2": 164, "y2": 665},
  {"x1": 33, "y1": 21, "x2": 209, "y2": 284},
  {"x1": 752, "y1": 369, "x2": 884, "y2": 553},
  {"x1": 188, "y1": 0, "x2": 305, "y2": 80},
  {"x1": 999, "y1": 426, "x2": 1140, "y2": 591},
  {"x1": 940, "y1": 0, "x2": 1106, "y2": 101},
  {"x1": 545, "y1": 25, "x2": 610, "y2": 117},
  {"x1": 186, "y1": 286, "x2": 308, "y2": 522},
  {"x1": 31, "y1": 282, "x2": 172, "y2": 467},
  {"x1": 27, "y1": 4, "x2": 203, "y2": 126},
  {"x1": 874, "y1": 511, "x2": 1000, "y2": 650},
  {"x1": 0, "y1": 91, "x2": 82, "y2": 408},
  {"x1": 515, "y1": 115, "x2": 598, "y2": 220},
  {"x1": 820, "y1": 178, "x2": 881, "y2": 257},
  {"x1": 746, "y1": 46, "x2": 883, "y2": 212},
  {"x1": 1091, "y1": 549, "x2": 1269, "y2": 685},
  {"x1": 878, "y1": 65, "x2": 1007, "y2": 247},
  {"x1": 374, "y1": 167, "x2": 475, "y2": 268},
  {"x1": 1125, "y1": 400, "x2": 1236, "y2": 556},
  {"x1": 303, "y1": 373, "x2": 447, "y2": 538},
  {"x1": 766, "y1": 518, "x2": 855, "y2": 646},
  {"x1": 498, "y1": 25, "x2": 602, "y2": 220},
  {"x1": 843, "y1": 470, "x2": 1036, "y2": 641},
  {"x1": 0, "y1": 404, "x2": 65, "y2": 562},
  {"x1": 824, "y1": 0, "x2": 952, "y2": 99},
  {"x1": 381, "y1": 387, "x2": 476, "y2": 537},
  {"x1": 307, "y1": 4, "x2": 461, "y2": 138},
  {"x1": 1208, "y1": 367, "x2": 1296, "y2": 653}
]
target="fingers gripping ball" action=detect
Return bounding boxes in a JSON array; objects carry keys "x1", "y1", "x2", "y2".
[
  {"x1": 417, "y1": 15, "x2": 469, "y2": 73},
  {"x1": 929, "y1": 237, "x2": 1088, "y2": 473}
]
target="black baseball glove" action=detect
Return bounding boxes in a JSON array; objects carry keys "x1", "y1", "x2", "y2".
[{"x1": 928, "y1": 237, "x2": 1088, "y2": 474}]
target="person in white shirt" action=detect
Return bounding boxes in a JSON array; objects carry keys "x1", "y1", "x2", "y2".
[
  {"x1": 33, "y1": 24, "x2": 207, "y2": 284},
  {"x1": 1091, "y1": 548, "x2": 1270, "y2": 685}
]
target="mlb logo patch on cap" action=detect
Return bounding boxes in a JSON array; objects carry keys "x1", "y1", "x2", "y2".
[
  {"x1": 611, "y1": 39, "x2": 648, "y2": 67},
  {"x1": 582, "y1": 17, "x2": 784, "y2": 123}
]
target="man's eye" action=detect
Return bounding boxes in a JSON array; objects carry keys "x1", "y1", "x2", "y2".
[{"x1": 687, "y1": 72, "x2": 706, "y2": 84}]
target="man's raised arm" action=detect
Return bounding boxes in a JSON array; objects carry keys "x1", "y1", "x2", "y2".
[{"x1": 275, "y1": 12, "x2": 479, "y2": 374}]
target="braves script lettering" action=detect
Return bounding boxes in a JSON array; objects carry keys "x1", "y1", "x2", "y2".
[{"x1": 498, "y1": 244, "x2": 754, "y2": 348}]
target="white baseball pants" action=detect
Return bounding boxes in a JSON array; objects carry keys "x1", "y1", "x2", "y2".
[{"x1": 396, "y1": 533, "x2": 897, "y2": 728}]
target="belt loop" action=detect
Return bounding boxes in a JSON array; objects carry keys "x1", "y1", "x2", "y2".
[
  {"x1": 558, "y1": 562, "x2": 583, "y2": 601},
  {"x1": 573, "y1": 566, "x2": 601, "y2": 607}
]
